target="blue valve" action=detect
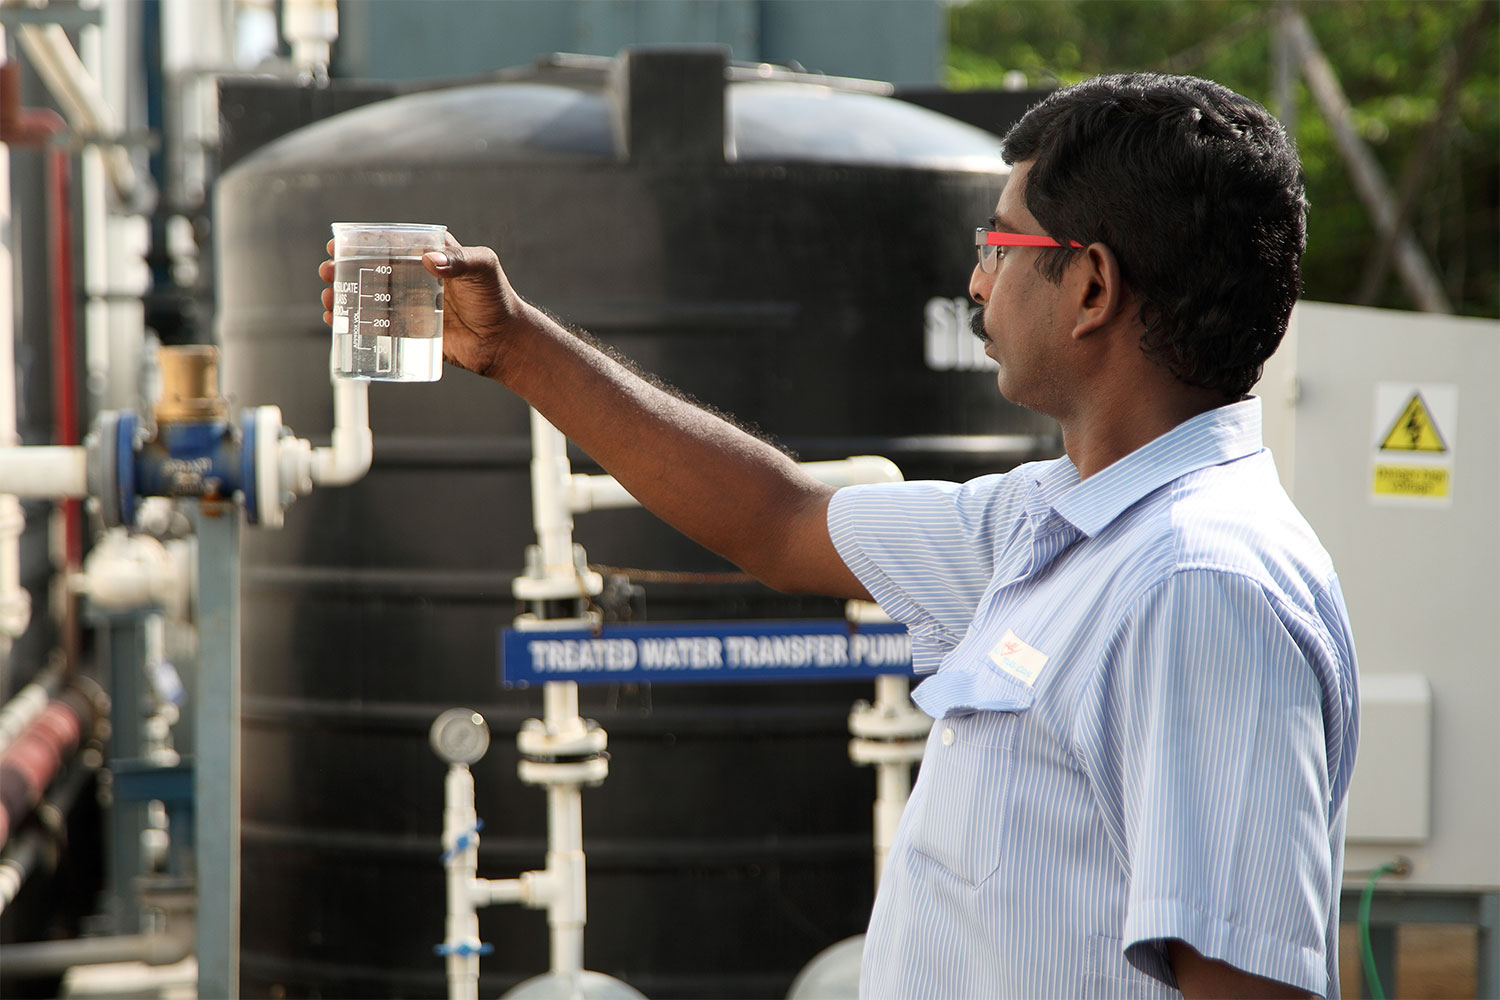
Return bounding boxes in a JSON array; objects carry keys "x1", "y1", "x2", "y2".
[
  {"x1": 441, "y1": 819, "x2": 484, "y2": 863},
  {"x1": 434, "y1": 941, "x2": 494, "y2": 958}
]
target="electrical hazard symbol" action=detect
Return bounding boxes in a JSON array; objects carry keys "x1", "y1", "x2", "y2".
[
  {"x1": 1378, "y1": 392, "x2": 1448, "y2": 453},
  {"x1": 1369, "y1": 383, "x2": 1458, "y2": 506}
]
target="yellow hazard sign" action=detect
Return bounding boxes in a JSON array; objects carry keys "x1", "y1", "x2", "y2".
[
  {"x1": 1373, "y1": 464, "x2": 1451, "y2": 499},
  {"x1": 1379, "y1": 392, "x2": 1448, "y2": 453}
]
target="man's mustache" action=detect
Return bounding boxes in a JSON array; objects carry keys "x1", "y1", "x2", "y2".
[{"x1": 969, "y1": 307, "x2": 988, "y2": 342}]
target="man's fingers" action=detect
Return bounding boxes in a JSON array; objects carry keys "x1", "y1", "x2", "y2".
[{"x1": 424, "y1": 240, "x2": 502, "y2": 283}]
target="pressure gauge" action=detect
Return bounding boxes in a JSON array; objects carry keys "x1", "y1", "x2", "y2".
[{"x1": 429, "y1": 708, "x2": 491, "y2": 765}]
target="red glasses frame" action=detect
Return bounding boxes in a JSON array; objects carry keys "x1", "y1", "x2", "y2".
[{"x1": 975, "y1": 228, "x2": 1086, "y2": 272}]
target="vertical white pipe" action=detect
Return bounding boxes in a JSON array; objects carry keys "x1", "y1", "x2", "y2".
[
  {"x1": 872, "y1": 674, "x2": 913, "y2": 888},
  {"x1": 79, "y1": 13, "x2": 108, "y2": 413},
  {"x1": 540, "y1": 680, "x2": 586, "y2": 976},
  {"x1": 443, "y1": 763, "x2": 480, "y2": 1000},
  {"x1": 282, "y1": 0, "x2": 338, "y2": 74},
  {"x1": 543, "y1": 680, "x2": 579, "y2": 733},
  {"x1": 529, "y1": 409, "x2": 575, "y2": 578},
  {"x1": 546, "y1": 784, "x2": 585, "y2": 977}
]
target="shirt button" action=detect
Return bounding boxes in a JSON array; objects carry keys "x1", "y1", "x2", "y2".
[{"x1": 941, "y1": 727, "x2": 955, "y2": 746}]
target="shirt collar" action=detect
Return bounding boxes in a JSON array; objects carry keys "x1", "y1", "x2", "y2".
[{"x1": 1042, "y1": 397, "x2": 1265, "y2": 538}]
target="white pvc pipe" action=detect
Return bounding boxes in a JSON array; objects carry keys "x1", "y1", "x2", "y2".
[
  {"x1": 543, "y1": 680, "x2": 580, "y2": 734},
  {"x1": 871, "y1": 673, "x2": 918, "y2": 888},
  {"x1": 309, "y1": 379, "x2": 371, "y2": 486},
  {"x1": 0, "y1": 925, "x2": 194, "y2": 976},
  {"x1": 536, "y1": 680, "x2": 587, "y2": 976},
  {"x1": 566, "y1": 454, "x2": 904, "y2": 513},
  {"x1": 14, "y1": 24, "x2": 138, "y2": 203},
  {"x1": 546, "y1": 784, "x2": 585, "y2": 977},
  {"x1": 282, "y1": 0, "x2": 338, "y2": 73},
  {"x1": 442, "y1": 763, "x2": 481, "y2": 1000},
  {"x1": 530, "y1": 409, "x2": 575, "y2": 576},
  {"x1": 0, "y1": 446, "x2": 90, "y2": 497}
]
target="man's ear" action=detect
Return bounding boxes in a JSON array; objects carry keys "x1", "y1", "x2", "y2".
[{"x1": 1071, "y1": 242, "x2": 1128, "y2": 340}]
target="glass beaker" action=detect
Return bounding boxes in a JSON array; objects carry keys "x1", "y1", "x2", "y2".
[{"x1": 330, "y1": 222, "x2": 447, "y2": 382}]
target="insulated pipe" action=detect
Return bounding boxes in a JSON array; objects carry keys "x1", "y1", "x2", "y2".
[
  {"x1": 0, "y1": 660, "x2": 66, "y2": 756},
  {"x1": 0, "y1": 695, "x2": 85, "y2": 850},
  {"x1": 307, "y1": 378, "x2": 372, "y2": 486},
  {"x1": 0, "y1": 750, "x2": 94, "y2": 917}
]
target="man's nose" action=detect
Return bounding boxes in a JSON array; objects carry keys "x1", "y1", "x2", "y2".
[{"x1": 968, "y1": 263, "x2": 989, "y2": 304}]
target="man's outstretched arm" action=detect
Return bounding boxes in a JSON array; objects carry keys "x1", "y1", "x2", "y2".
[{"x1": 322, "y1": 236, "x2": 870, "y2": 601}]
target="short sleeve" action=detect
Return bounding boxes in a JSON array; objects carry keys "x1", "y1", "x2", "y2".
[
  {"x1": 1103, "y1": 569, "x2": 1338, "y2": 995},
  {"x1": 827, "y1": 476, "x2": 1018, "y2": 673}
]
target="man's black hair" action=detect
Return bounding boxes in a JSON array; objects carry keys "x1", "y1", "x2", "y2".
[{"x1": 1002, "y1": 73, "x2": 1307, "y2": 399}]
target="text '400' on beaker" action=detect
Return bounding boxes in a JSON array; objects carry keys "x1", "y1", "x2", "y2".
[{"x1": 330, "y1": 222, "x2": 446, "y2": 382}]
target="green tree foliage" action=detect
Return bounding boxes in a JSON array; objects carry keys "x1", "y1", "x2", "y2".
[{"x1": 948, "y1": 0, "x2": 1498, "y2": 317}]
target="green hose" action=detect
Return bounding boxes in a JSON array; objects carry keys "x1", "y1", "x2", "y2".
[{"x1": 1358, "y1": 860, "x2": 1402, "y2": 1000}]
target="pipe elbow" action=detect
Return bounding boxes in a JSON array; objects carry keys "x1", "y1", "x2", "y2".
[
  {"x1": 309, "y1": 380, "x2": 372, "y2": 487},
  {"x1": 309, "y1": 426, "x2": 372, "y2": 487}
]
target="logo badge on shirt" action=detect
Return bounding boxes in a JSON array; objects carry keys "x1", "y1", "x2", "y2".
[{"x1": 988, "y1": 629, "x2": 1049, "y2": 686}]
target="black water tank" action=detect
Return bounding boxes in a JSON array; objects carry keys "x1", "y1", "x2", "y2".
[{"x1": 216, "y1": 49, "x2": 1057, "y2": 999}]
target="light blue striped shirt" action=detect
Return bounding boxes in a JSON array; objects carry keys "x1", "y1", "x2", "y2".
[{"x1": 829, "y1": 398, "x2": 1359, "y2": 999}]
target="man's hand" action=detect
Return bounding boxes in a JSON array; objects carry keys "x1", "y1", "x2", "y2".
[
  {"x1": 319, "y1": 234, "x2": 534, "y2": 382},
  {"x1": 1168, "y1": 940, "x2": 1315, "y2": 999}
]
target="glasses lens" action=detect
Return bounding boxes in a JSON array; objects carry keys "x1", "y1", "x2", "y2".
[{"x1": 975, "y1": 229, "x2": 997, "y2": 273}]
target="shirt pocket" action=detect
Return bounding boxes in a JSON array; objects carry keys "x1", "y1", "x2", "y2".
[{"x1": 906, "y1": 676, "x2": 1034, "y2": 888}]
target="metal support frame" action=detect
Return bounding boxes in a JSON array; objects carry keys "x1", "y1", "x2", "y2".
[
  {"x1": 97, "y1": 607, "x2": 151, "y2": 935},
  {"x1": 1340, "y1": 888, "x2": 1500, "y2": 999},
  {"x1": 191, "y1": 500, "x2": 240, "y2": 999}
]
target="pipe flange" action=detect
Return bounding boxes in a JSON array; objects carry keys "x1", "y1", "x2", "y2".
[
  {"x1": 516, "y1": 717, "x2": 607, "y2": 761},
  {"x1": 849, "y1": 737, "x2": 927, "y2": 767},
  {"x1": 512, "y1": 573, "x2": 605, "y2": 602},
  {"x1": 241, "y1": 406, "x2": 285, "y2": 529},
  {"x1": 848, "y1": 701, "x2": 933, "y2": 741},
  {"x1": 86, "y1": 411, "x2": 121, "y2": 528},
  {"x1": 516, "y1": 756, "x2": 609, "y2": 788}
]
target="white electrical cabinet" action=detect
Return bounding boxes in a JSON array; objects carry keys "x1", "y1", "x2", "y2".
[{"x1": 1259, "y1": 301, "x2": 1499, "y2": 891}]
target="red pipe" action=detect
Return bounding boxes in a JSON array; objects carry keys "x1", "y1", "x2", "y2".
[
  {"x1": 47, "y1": 148, "x2": 79, "y2": 568},
  {"x1": 0, "y1": 695, "x2": 84, "y2": 849}
]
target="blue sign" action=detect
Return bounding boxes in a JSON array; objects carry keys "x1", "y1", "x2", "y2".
[{"x1": 501, "y1": 620, "x2": 912, "y2": 688}]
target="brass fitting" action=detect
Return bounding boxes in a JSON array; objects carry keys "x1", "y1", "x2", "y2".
[{"x1": 154, "y1": 346, "x2": 227, "y2": 424}]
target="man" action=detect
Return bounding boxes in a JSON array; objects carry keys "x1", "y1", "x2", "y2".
[{"x1": 323, "y1": 73, "x2": 1358, "y2": 998}]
